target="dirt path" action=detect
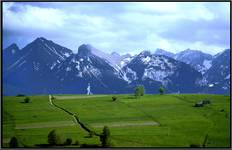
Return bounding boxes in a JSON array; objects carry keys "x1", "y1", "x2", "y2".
[
  {"x1": 53, "y1": 95, "x2": 108, "y2": 100},
  {"x1": 15, "y1": 121, "x2": 159, "y2": 130}
]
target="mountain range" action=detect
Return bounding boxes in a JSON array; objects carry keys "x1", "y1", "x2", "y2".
[{"x1": 3, "y1": 37, "x2": 230, "y2": 95}]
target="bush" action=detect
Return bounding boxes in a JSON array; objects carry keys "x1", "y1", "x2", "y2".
[
  {"x1": 48, "y1": 130, "x2": 63, "y2": 145},
  {"x1": 9, "y1": 137, "x2": 18, "y2": 148},
  {"x1": 64, "y1": 138, "x2": 72, "y2": 145},
  {"x1": 24, "y1": 97, "x2": 30, "y2": 103},
  {"x1": 100, "y1": 126, "x2": 111, "y2": 147},
  {"x1": 112, "y1": 96, "x2": 117, "y2": 101}
]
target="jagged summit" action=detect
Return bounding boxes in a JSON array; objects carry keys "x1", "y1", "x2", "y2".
[
  {"x1": 3, "y1": 37, "x2": 230, "y2": 95},
  {"x1": 5, "y1": 43, "x2": 19, "y2": 50},
  {"x1": 78, "y1": 44, "x2": 93, "y2": 57},
  {"x1": 111, "y1": 52, "x2": 120, "y2": 57},
  {"x1": 139, "y1": 50, "x2": 151, "y2": 56},
  {"x1": 155, "y1": 48, "x2": 175, "y2": 58}
]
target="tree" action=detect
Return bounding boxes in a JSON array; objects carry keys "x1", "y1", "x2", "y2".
[
  {"x1": 100, "y1": 126, "x2": 111, "y2": 147},
  {"x1": 48, "y1": 130, "x2": 63, "y2": 145},
  {"x1": 24, "y1": 97, "x2": 30, "y2": 103},
  {"x1": 9, "y1": 137, "x2": 18, "y2": 148},
  {"x1": 134, "y1": 86, "x2": 145, "y2": 98},
  {"x1": 159, "y1": 87, "x2": 165, "y2": 95},
  {"x1": 134, "y1": 87, "x2": 141, "y2": 98},
  {"x1": 138, "y1": 86, "x2": 145, "y2": 96}
]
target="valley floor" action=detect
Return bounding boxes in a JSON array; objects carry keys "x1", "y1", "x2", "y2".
[{"x1": 2, "y1": 94, "x2": 230, "y2": 147}]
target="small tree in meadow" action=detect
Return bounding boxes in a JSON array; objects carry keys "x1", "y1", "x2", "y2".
[
  {"x1": 159, "y1": 87, "x2": 165, "y2": 95},
  {"x1": 134, "y1": 87, "x2": 141, "y2": 98},
  {"x1": 48, "y1": 129, "x2": 63, "y2": 145},
  {"x1": 134, "y1": 85, "x2": 145, "y2": 98},
  {"x1": 138, "y1": 86, "x2": 145, "y2": 96},
  {"x1": 9, "y1": 137, "x2": 18, "y2": 148},
  {"x1": 100, "y1": 126, "x2": 111, "y2": 147}
]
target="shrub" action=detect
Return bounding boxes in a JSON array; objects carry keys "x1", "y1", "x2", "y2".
[
  {"x1": 64, "y1": 138, "x2": 72, "y2": 145},
  {"x1": 112, "y1": 96, "x2": 117, "y2": 101},
  {"x1": 100, "y1": 126, "x2": 111, "y2": 147},
  {"x1": 48, "y1": 130, "x2": 63, "y2": 145},
  {"x1": 16, "y1": 94, "x2": 25, "y2": 97},
  {"x1": 9, "y1": 137, "x2": 18, "y2": 148},
  {"x1": 24, "y1": 97, "x2": 30, "y2": 103}
]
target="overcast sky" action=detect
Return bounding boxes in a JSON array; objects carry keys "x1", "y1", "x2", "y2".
[{"x1": 3, "y1": 2, "x2": 230, "y2": 55}]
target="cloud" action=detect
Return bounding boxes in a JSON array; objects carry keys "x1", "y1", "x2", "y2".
[{"x1": 3, "y1": 2, "x2": 230, "y2": 55}]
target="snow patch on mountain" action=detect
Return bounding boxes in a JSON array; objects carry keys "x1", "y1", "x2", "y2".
[
  {"x1": 122, "y1": 67, "x2": 138, "y2": 83},
  {"x1": 225, "y1": 74, "x2": 230, "y2": 80},
  {"x1": 142, "y1": 68, "x2": 173, "y2": 85},
  {"x1": 89, "y1": 66, "x2": 102, "y2": 78},
  {"x1": 203, "y1": 60, "x2": 212, "y2": 70},
  {"x1": 66, "y1": 67, "x2": 71, "y2": 72},
  {"x1": 64, "y1": 52, "x2": 71, "y2": 57},
  {"x1": 120, "y1": 57, "x2": 133, "y2": 68},
  {"x1": 44, "y1": 43, "x2": 65, "y2": 60},
  {"x1": 208, "y1": 84, "x2": 214, "y2": 87},
  {"x1": 142, "y1": 56, "x2": 151, "y2": 64},
  {"x1": 50, "y1": 62, "x2": 56, "y2": 70}
]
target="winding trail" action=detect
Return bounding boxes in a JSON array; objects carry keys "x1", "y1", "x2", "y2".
[{"x1": 48, "y1": 95, "x2": 101, "y2": 137}]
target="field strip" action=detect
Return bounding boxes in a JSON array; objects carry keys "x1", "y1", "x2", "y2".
[
  {"x1": 3, "y1": 138, "x2": 11, "y2": 143},
  {"x1": 15, "y1": 121, "x2": 159, "y2": 129},
  {"x1": 53, "y1": 95, "x2": 108, "y2": 100}
]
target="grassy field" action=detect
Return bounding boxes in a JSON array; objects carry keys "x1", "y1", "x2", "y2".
[{"x1": 2, "y1": 94, "x2": 230, "y2": 147}]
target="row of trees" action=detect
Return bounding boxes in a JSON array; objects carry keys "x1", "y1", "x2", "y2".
[
  {"x1": 47, "y1": 126, "x2": 111, "y2": 147},
  {"x1": 134, "y1": 86, "x2": 165, "y2": 98}
]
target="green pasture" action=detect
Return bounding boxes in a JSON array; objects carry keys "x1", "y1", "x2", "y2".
[{"x1": 2, "y1": 94, "x2": 230, "y2": 147}]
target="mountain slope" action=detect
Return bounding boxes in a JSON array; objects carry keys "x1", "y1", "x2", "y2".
[
  {"x1": 201, "y1": 49, "x2": 230, "y2": 94},
  {"x1": 52, "y1": 44, "x2": 128, "y2": 94},
  {"x1": 3, "y1": 37, "x2": 229, "y2": 95},
  {"x1": 3, "y1": 37, "x2": 73, "y2": 95},
  {"x1": 122, "y1": 51, "x2": 202, "y2": 93},
  {"x1": 175, "y1": 49, "x2": 213, "y2": 74}
]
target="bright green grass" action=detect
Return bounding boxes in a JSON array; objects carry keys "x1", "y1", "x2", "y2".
[{"x1": 2, "y1": 94, "x2": 230, "y2": 147}]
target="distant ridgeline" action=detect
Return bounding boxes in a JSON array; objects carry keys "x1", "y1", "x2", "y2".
[{"x1": 3, "y1": 37, "x2": 230, "y2": 95}]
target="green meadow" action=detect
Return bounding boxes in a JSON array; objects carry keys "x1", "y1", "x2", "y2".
[{"x1": 2, "y1": 94, "x2": 230, "y2": 147}]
